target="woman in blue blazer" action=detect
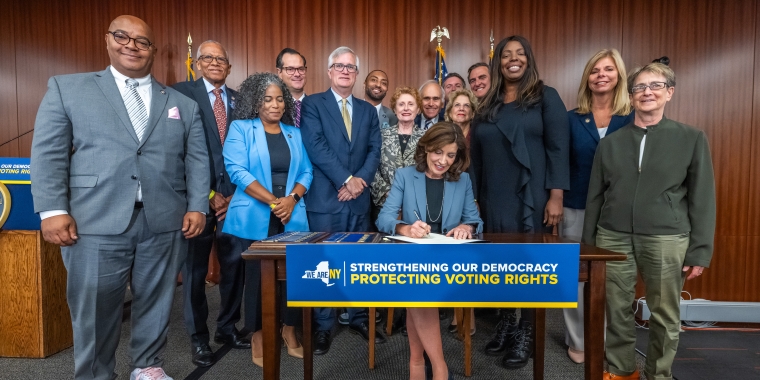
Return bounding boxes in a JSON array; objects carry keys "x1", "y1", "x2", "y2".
[
  {"x1": 223, "y1": 73, "x2": 313, "y2": 366},
  {"x1": 562, "y1": 49, "x2": 633, "y2": 364},
  {"x1": 376, "y1": 122, "x2": 482, "y2": 380}
]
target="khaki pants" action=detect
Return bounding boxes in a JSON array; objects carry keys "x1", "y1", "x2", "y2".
[{"x1": 596, "y1": 227, "x2": 689, "y2": 380}]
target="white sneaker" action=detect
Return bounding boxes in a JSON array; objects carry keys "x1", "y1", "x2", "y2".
[{"x1": 130, "y1": 367, "x2": 174, "y2": 380}]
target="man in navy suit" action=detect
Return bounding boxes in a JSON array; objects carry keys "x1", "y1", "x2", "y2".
[
  {"x1": 172, "y1": 40, "x2": 249, "y2": 368},
  {"x1": 415, "y1": 80, "x2": 446, "y2": 129},
  {"x1": 276, "y1": 48, "x2": 308, "y2": 127},
  {"x1": 300, "y1": 46, "x2": 385, "y2": 355}
]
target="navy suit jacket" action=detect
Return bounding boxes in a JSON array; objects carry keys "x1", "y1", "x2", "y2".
[
  {"x1": 300, "y1": 89, "x2": 382, "y2": 215},
  {"x1": 564, "y1": 109, "x2": 633, "y2": 209},
  {"x1": 172, "y1": 79, "x2": 239, "y2": 199},
  {"x1": 414, "y1": 108, "x2": 447, "y2": 128}
]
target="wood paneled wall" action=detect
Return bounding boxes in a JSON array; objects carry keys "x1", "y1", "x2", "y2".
[{"x1": 1, "y1": 0, "x2": 758, "y2": 301}]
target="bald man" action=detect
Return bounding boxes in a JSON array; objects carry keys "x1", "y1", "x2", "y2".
[{"x1": 31, "y1": 15, "x2": 208, "y2": 380}]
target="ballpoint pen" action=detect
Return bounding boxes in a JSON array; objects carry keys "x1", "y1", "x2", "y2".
[{"x1": 412, "y1": 210, "x2": 430, "y2": 237}]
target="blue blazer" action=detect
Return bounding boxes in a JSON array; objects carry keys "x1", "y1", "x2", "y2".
[
  {"x1": 376, "y1": 166, "x2": 483, "y2": 235},
  {"x1": 564, "y1": 109, "x2": 633, "y2": 209},
  {"x1": 222, "y1": 118, "x2": 313, "y2": 240},
  {"x1": 300, "y1": 89, "x2": 381, "y2": 215}
]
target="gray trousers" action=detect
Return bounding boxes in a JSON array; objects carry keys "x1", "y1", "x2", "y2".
[
  {"x1": 61, "y1": 208, "x2": 185, "y2": 380},
  {"x1": 559, "y1": 207, "x2": 585, "y2": 351}
]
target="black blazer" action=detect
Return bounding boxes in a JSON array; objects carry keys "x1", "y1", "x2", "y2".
[{"x1": 173, "y1": 78, "x2": 239, "y2": 198}]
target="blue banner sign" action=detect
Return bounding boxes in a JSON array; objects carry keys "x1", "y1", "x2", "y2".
[
  {"x1": 0, "y1": 157, "x2": 31, "y2": 184},
  {"x1": 287, "y1": 243, "x2": 580, "y2": 308}
]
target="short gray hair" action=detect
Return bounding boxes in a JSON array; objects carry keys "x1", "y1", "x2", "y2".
[
  {"x1": 196, "y1": 40, "x2": 229, "y2": 59},
  {"x1": 327, "y1": 46, "x2": 360, "y2": 71},
  {"x1": 419, "y1": 80, "x2": 445, "y2": 99}
]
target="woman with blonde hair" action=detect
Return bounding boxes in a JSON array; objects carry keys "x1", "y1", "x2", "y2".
[{"x1": 561, "y1": 48, "x2": 633, "y2": 364}]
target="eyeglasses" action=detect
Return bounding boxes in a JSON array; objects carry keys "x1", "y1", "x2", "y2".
[
  {"x1": 631, "y1": 82, "x2": 668, "y2": 93},
  {"x1": 108, "y1": 31, "x2": 153, "y2": 51},
  {"x1": 330, "y1": 63, "x2": 358, "y2": 73},
  {"x1": 198, "y1": 55, "x2": 230, "y2": 66},
  {"x1": 453, "y1": 103, "x2": 472, "y2": 110},
  {"x1": 281, "y1": 66, "x2": 307, "y2": 75}
]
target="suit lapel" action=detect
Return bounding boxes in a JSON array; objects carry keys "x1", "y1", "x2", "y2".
[
  {"x1": 607, "y1": 114, "x2": 628, "y2": 135},
  {"x1": 578, "y1": 112, "x2": 601, "y2": 143},
  {"x1": 191, "y1": 79, "x2": 222, "y2": 147},
  {"x1": 94, "y1": 69, "x2": 140, "y2": 144},
  {"x1": 140, "y1": 79, "x2": 169, "y2": 147},
  {"x1": 412, "y1": 171, "x2": 427, "y2": 222},
  {"x1": 323, "y1": 90, "x2": 351, "y2": 143},
  {"x1": 350, "y1": 98, "x2": 363, "y2": 145},
  {"x1": 253, "y1": 119, "x2": 272, "y2": 189},
  {"x1": 442, "y1": 179, "x2": 457, "y2": 229}
]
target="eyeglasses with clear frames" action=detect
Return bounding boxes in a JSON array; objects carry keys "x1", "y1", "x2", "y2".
[
  {"x1": 281, "y1": 66, "x2": 307, "y2": 75},
  {"x1": 330, "y1": 63, "x2": 358, "y2": 73},
  {"x1": 108, "y1": 31, "x2": 153, "y2": 51},
  {"x1": 453, "y1": 103, "x2": 472, "y2": 110},
  {"x1": 631, "y1": 81, "x2": 668, "y2": 93},
  {"x1": 198, "y1": 55, "x2": 230, "y2": 66}
]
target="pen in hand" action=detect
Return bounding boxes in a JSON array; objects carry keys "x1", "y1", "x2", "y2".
[{"x1": 412, "y1": 210, "x2": 431, "y2": 237}]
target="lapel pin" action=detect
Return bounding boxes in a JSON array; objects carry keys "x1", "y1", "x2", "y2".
[
  {"x1": 585, "y1": 118, "x2": 590, "y2": 123},
  {"x1": 288, "y1": 134, "x2": 292, "y2": 138},
  {"x1": 160, "y1": 90, "x2": 166, "y2": 95}
]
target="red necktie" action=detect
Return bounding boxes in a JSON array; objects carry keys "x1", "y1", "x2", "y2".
[
  {"x1": 212, "y1": 88, "x2": 227, "y2": 145},
  {"x1": 294, "y1": 100, "x2": 302, "y2": 128}
]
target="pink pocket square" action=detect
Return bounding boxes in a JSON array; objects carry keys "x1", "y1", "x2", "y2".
[{"x1": 168, "y1": 107, "x2": 181, "y2": 120}]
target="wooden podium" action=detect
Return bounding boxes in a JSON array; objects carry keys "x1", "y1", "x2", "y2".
[{"x1": 0, "y1": 230, "x2": 73, "y2": 357}]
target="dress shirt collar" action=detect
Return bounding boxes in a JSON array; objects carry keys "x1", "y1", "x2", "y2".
[
  {"x1": 296, "y1": 93, "x2": 306, "y2": 102},
  {"x1": 330, "y1": 88, "x2": 353, "y2": 106},
  {"x1": 202, "y1": 77, "x2": 227, "y2": 95},
  {"x1": 110, "y1": 65, "x2": 151, "y2": 88}
]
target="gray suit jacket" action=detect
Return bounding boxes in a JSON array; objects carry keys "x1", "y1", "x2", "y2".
[
  {"x1": 31, "y1": 67, "x2": 209, "y2": 235},
  {"x1": 378, "y1": 105, "x2": 398, "y2": 129}
]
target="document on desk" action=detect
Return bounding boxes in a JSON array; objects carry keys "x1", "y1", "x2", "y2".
[{"x1": 385, "y1": 233, "x2": 483, "y2": 244}]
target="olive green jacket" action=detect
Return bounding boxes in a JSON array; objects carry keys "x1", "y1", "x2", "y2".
[{"x1": 581, "y1": 117, "x2": 716, "y2": 267}]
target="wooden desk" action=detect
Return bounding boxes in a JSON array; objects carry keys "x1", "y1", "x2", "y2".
[{"x1": 242, "y1": 233, "x2": 625, "y2": 380}]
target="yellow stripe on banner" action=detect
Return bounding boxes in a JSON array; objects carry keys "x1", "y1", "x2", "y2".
[
  {"x1": 288, "y1": 302, "x2": 578, "y2": 308},
  {"x1": 0, "y1": 180, "x2": 31, "y2": 184}
]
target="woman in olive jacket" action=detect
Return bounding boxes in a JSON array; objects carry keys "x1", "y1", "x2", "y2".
[{"x1": 582, "y1": 62, "x2": 716, "y2": 380}]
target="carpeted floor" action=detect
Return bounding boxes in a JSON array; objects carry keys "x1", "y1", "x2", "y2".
[
  {"x1": 1, "y1": 285, "x2": 650, "y2": 379},
  {"x1": 636, "y1": 325, "x2": 760, "y2": 380}
]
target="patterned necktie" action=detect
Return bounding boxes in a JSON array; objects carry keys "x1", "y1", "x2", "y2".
[
  {"x1": 124, "y1": 79, "x2": 148, "y2": 141},
  {"x1": 425, "y1": 119, "x2": 433, "y2": 130},
  {"x1": 294, "y1": 100, "x2": 302, "y2": 128},
  {"x1": 212, "y1": 88, "x2": 227, "y2": 145},
  {"x1": 341, "y1": 98, "x2": 352, "y2": 141}
]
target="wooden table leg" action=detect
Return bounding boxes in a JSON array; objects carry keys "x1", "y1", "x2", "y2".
[
  {"x1": 462, "y1": 307, "x2": 472, "y2": 377},
  {"x1": 261, "y1": 259, "x2": 281, "y2": 380},
  {"x1": 585, "y1": 260, "x2": 606, "y2": 380},
  {"x1": 386, "y1": 307, "x2": 394, "y2": 336},
  {"x1": 533, "y1": 308, "x2": 545, "y2": 380},
  {"x1": 302, "y1": 307, "x2": 312, "y2": 380},
  {"x1": 369, "y1": 307, "x2": 376, "y2": 369}
]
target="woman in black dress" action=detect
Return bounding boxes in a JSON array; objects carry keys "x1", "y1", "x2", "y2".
[{"x1": 470, "y1": 35, "x2": 569, "y2": 369}]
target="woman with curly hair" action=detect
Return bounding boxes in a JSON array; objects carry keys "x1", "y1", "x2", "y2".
[{"x1": 222, "y1": 72, "x2": 313, "y2": 366}]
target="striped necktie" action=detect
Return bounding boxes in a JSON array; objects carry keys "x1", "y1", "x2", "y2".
[
  {"x1": 124, "y1": 79, "x2": 148, "y2": 141},
  {"x1": 294, "y1": 100, "x2": 302, "y2": 128},
  {"x1": 341, "y1": 98, "x2": 352, "y2": 141}
]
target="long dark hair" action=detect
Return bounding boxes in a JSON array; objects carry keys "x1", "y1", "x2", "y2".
[{"x1": 478, "y1": 35, "x2": 544, "y2": 122}]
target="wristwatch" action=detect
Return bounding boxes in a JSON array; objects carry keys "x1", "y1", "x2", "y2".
[{"x1": 289, "y1": 192, "x2": 301, "y2": 203}]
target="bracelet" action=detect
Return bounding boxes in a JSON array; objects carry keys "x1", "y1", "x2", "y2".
[
  {"x1": 208, "y1": 190, "x2": 215, "y2": 199},
  {"x1": 344, "y1": 175, "x2": 353, "y2": 185}
]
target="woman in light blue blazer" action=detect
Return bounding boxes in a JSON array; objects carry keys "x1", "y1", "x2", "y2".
[
  {"x1": 376, "y1": 122, "x2": 482, "y2": 380},
  {"x1": 223, "y1": 73, "x2": 312, "y2": 366}
]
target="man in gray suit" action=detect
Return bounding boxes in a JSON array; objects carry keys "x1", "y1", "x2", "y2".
[
  {"x1": 363, "y1": 70, "x2": 398, "y2": 129},
  {"x1": 30, "y1": 15, "x2": 208, "y2": 380},
  {"x1": 172, "y1": 40, "x2": 249, "y2": 368}
]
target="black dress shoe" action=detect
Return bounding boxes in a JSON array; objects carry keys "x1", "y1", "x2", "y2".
[
  {"x1": 214, "y1": 331, "x2": 252, "y2": 349},
  {"x1": 501, "y1": 321, "x2": 534, "y2": 369},
  {"x1": 349, "y1": 322, "x2": 387, "y2": 344},
  {"x1": 485, "y1": 309, "x2": 518, "y2": 356},
  {"x1": 191, "y1": 343, "x2": 215, "y2": 367},
  {"x1": 313, "y1": 330, "x2": 332, "y2": 355}
]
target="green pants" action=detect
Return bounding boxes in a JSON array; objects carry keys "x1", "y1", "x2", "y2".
[{"x1": 596, "y1": 227, "x2": 689, "y2": 380}]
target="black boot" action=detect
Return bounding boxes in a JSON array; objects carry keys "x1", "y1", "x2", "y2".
[
  {"x1": 484, "y1": 309, "x2": 518, "y2": 356},
  {"x1": 501, "y1": 320, "x2": 534, "y2": 369}
]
